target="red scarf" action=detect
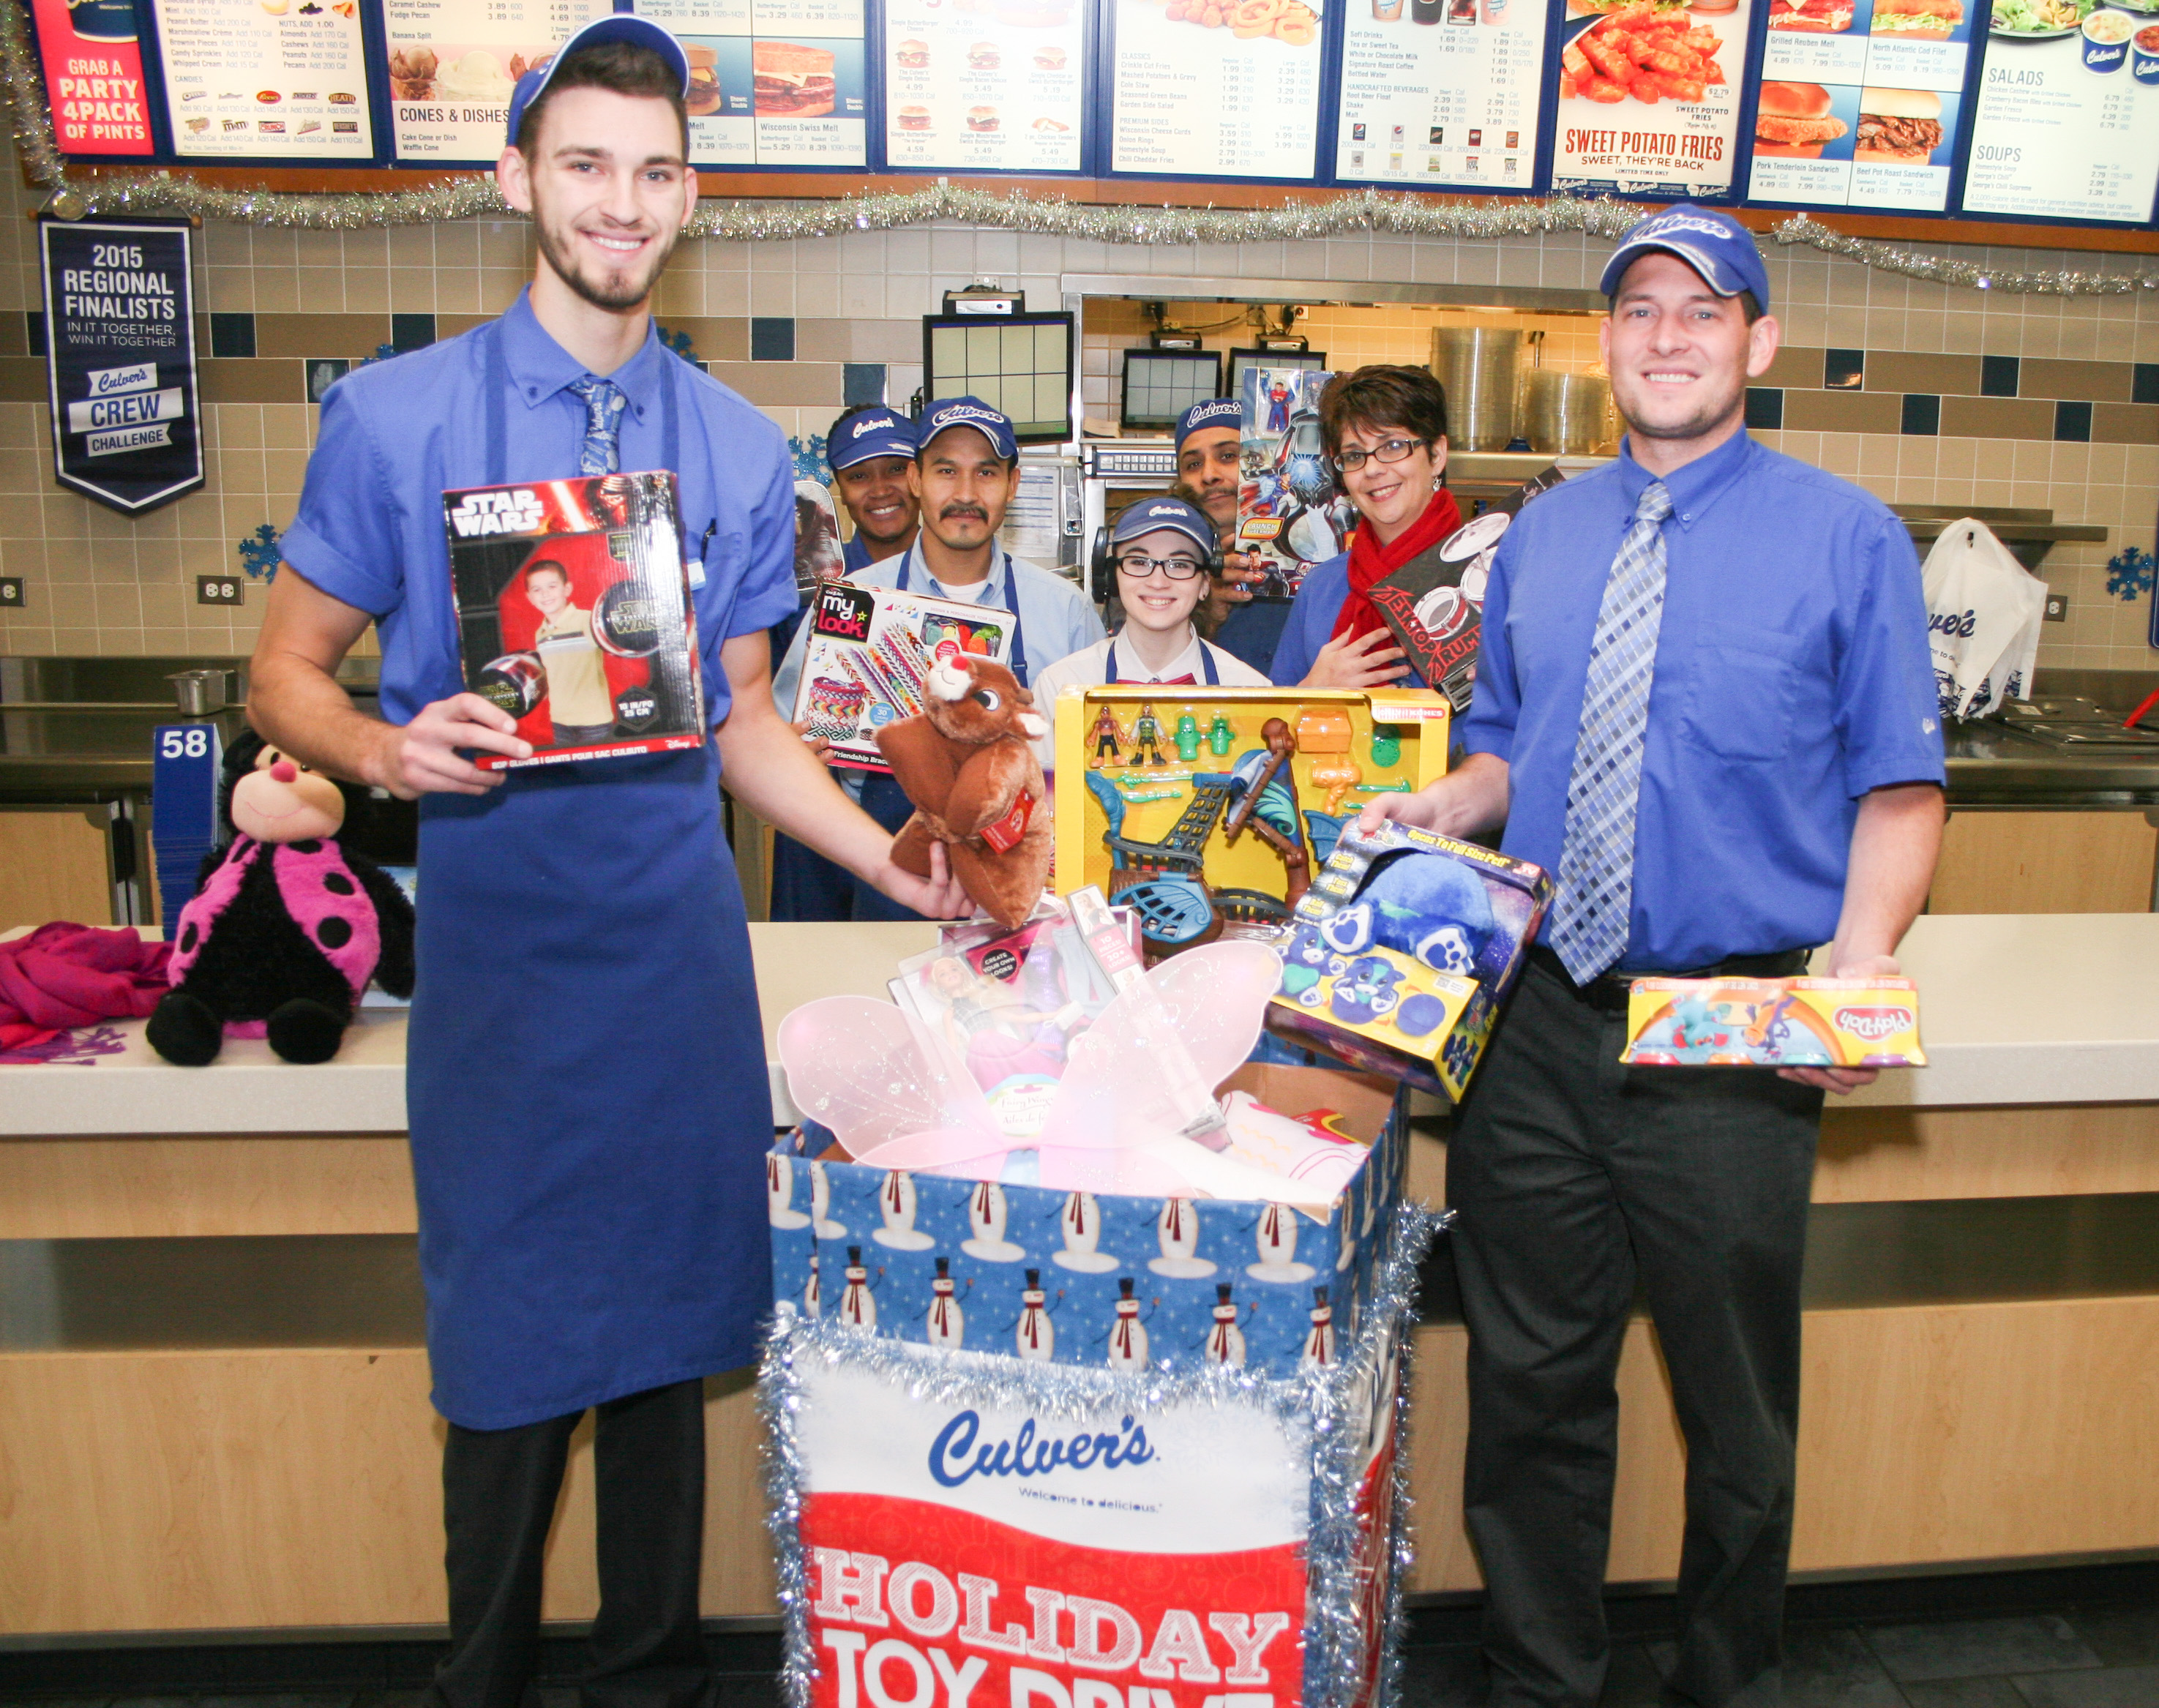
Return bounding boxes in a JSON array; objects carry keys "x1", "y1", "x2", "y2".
[{"x1": 1331, "y1": 487, "x2": 1464, "y2": 648}]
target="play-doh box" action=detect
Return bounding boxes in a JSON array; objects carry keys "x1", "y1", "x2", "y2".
[{"x1": 1620, "y1": 976, "x2": 1926, "y2": 1068}]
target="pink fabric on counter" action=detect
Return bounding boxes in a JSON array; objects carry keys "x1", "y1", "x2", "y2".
[{"x1": 0, "y1": 922, "x2": 173, "y2": 1050}]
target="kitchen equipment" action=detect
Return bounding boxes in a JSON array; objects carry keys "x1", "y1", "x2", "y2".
[
  {"x1": 1522, "y1": 369, "x2": 1614, "y2": 457},
  {"x1": 1429, "y1": 327, "x2": 1522, "y2": 452},
  {"x1": 166, "y1": 669, "x2": 233, "y2": 716}
]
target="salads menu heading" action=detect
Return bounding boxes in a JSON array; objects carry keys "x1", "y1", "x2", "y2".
[{"x1": 28, "y1": 0, "x2": 2159, "y2": 225}]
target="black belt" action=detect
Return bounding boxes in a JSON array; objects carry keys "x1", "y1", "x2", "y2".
[{"x1": 1528, "y1": 943, "x2": 1814, "y2": 1014}]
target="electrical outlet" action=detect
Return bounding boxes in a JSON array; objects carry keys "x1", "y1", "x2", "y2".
[
  {"x1": 0, "y1": 577, "x2": 22, "y2": 608},
  {"x1": 196, "y1": 575, "x2": 244, "y2": 607},
  {"x1": 2043, "y1": 593, "x2": 2068, "y2": 623}
]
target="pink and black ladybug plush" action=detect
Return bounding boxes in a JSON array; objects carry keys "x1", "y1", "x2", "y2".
[{"x1": 147, "y1": 731, "x2": 416, "y2": 1066}]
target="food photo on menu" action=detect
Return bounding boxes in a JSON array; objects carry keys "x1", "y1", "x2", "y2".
[{"x1": 882, "y1": 0, "x2": 1084, "y2": 168}]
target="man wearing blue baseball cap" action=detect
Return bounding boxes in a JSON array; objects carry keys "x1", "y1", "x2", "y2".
[
  {"x1": 244, "y1": 17, "x2": 972, "y2": 1704},
  {"x1": 1364, "y1": 204, "x2": 1945, "y2": 1708},
  {"x1": 767, "y1": 402, "x2": 924, "y2": 919},
  {"x1": 773, "y1": 395, "x2": 1104, "y2": 918},
  {"x1": 1170, "y1": 396, "x2": 1284, "y2": 671}
]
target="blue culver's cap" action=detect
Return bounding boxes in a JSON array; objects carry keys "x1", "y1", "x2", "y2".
[
  {"x1": 1598, "y1": 204, "x2": 1772, "y2": 312},
  {"x1": 828, "y1": 408, "x2": 916, "y2": 470},
  {"x1": 1110, "y1": 495, "x2": 1216, "y2": 558},
  {"x1": 918, "y1": 396, "x2": 1019, "y2": 462},
  {"x1": 505, "y1": 14, "x2": 691, "y2": 149},
  {"x1": 1175, "y1": 397, "x2": 1241, "y2": 449}
]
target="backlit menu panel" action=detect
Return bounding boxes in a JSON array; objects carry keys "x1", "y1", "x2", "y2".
[
  {"x1": 154, "y1": 0, "x2": 375, "y2": 157},
  {"x1": 1110, "y1": 0, "x2": 1324, "y2": 178},
  {"x1": 881, "y1": 0, "x2": 1085, "y2": 171},
  {"x1": 1551, "y1": 0, "x2": 1754, "y2": 198},
  {"x1": 632, "y1": 0, "x2": 867, "y2": 165},
  {"x1": 1334, "y1": 0, "x2": 1549, "y2": 189},
  {"x1": 384, "y1": 0, "x2": 610, "y2": 162}
]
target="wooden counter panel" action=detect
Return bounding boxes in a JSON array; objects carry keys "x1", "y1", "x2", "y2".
[
  {"x1": 1931, "y1": 812, "x2": 2158, "y2": 915},
  {"x1": 1816, "y1": 1104, "x2": 2159, "y2": 1202},
  {"x1": 1404, "y1": 1295, "x2": 2159, "y2": 1594},
  {"x1": 0, "y1": 1136, "x2": 418, "y2": 1237},
  {"x1": 0, "y1": 1351, "x2": 774, "y2": 1634}
]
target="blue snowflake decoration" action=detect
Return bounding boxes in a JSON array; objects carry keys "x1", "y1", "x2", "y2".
[
  {"x1": 2106, "y1": 547, "x2": 2155, "y2": 602},
  {"x1": 237, "y1": 522, "x2": 281, "y2": 582},
  {"x1": 787, "y1": 433, "x2": 830, "y2": 482},
  {"x1": 656, "y1": 325, "x2": 700, "y2": 364},
  {"x1": 350, "y1": 342, "x2": 400, "y2": 371}
]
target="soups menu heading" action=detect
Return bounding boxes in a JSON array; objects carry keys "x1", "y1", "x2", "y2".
[{"x1": 30, "y1": 0, "x2": 2159, "y2": 225}]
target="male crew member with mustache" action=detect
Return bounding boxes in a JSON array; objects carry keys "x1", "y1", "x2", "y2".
[
  {"x1": 774, "y1": 396, "x2": 1103, "y2": 920},
  {"x1": 244, "y1": 20, "x2": 971, "y2": 1705},
  {"x1": 1366, "y1": 205, "x2": 1945, "y2": 1708}
]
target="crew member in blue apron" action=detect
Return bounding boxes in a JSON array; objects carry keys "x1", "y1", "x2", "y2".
[
  {"x1": 772, "y1": 396, "x2": 1103, "y2": 921},
  {"x1": 245, "y1": 24, "x2": 967, "y2": 1708},
  {"x1": 768, "y1": 404, "x2": 920, "y2": 919},
  {"x1": 1028, "y1": 495, "x2": 1270, "y2": 774},
  {"x1": 1171, "y1": 397, "x2": 1287, "y2": 674}
]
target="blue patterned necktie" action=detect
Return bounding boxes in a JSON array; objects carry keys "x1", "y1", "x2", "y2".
[
  {"x1": 1548, "y1": 479, "x2": 1675, "y2": 985},
  {"x1": 566, "y1": 375, "x2": 626, "y2": 476}
]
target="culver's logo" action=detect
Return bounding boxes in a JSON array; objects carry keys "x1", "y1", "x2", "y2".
[
  {"x1": 1833, "y1": 1005, "x2": 1912, "y2": 1041},
  {"x1": 449, "y1": 487, "x2": 544, "y2": 537},
  {"x1": 851, "y1": 414, "x2": 891, "y2": 438},
  {"x1": 929, "y1": 1409, "x2": 1156, "y2": 1488},
  {"x1": 929, "y1": 403, "x2": 1004, "y2": 434},
  {"x1": 1633, "y1": 211, "x2": 1746, "y2": 247},
  {"x1": 1929, "y1": 609, "x2": 1978, "y2": 639}
]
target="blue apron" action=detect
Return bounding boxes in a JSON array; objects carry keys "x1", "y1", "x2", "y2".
[
  {"x1": 850, "y1": 547, "x2": 1030, "y2": 921},
  {"x1": 405, "y1": 323, "x2": 774, "y2": 1430},
  {"x1": 1104, "y1": 638, "x2": 1221, "y2": 686}
]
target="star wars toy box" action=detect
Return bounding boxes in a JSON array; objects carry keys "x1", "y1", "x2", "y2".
[
  {"x1": 444, "y1": 470, "x2": 705, "y2": 771},
  {"x1": 1051, "y1": 687, "x2": 1451, "y2": 960},
  {"x1": 762, "y1": 1055, "x2": 1431, "y2": 1708},
  {"x1": 792, "y1": 580, "x2": 1015, "y2": 774},
  {"x1": 1266, "y1": 822, "x2": 1554, "y2": 1101},
  {"x1": 1238, "y1": 367, "x2": 1354, "y2": 599},
  {"x1": 1620, "y1": 977, "x2": 1927, "y2": 1068}
]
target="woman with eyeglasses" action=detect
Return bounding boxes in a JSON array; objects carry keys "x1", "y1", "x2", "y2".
[
  {"x1": 1028, "y1": 495, "x2": 1271, "y2": 768},
  {"x1": 1268, "y1": 364, "x2": 1457, "y2": 691}
]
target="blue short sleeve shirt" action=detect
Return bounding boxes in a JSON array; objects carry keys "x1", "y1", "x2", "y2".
[
  {"x1": 281, "y1": 288, "x2": 798, "y2": 736},
  {"x1": 1461, "y1": 431, "x2": 1946, "y2": 972}
]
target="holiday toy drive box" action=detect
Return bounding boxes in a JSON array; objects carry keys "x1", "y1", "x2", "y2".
[{"x1": 763, "y1": 1063, "x2": 1438, "y2": 1708}]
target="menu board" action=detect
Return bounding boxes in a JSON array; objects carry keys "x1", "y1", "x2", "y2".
[
  {"x1": 1335, "y1": 0, "x2": 1549, "y2": 188},
  {"x1": 1110, "y1": 0, "x2": 1324, "y2": 177},
  {"x1": 153, "y1": 0, "x2": 375, "y2": 157},
  {"x1": 632, "y1": 0, "x2": 867, "y2": 165},
  {"x1": 1961, "y1": 1, "x2": 2159, "y2": 223},
  {"x1": 881, "y1": 0, "x2": 1085, "y2": 171},
  {"x1": 29, "y1": 0, "x2": 154, "y2": 155},
  {"x1": 384, "y1": 0, "x2": 610, "y2": 162},
  {"x1": 1552, "y1": 0, "x2": 1755, "y2": 197},
  {"x1": 1744, "y1": 0, "x2": 1972, "y2": 209}
]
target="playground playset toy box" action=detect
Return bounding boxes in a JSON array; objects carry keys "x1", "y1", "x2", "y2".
[{"x1": 1049, "y1": 686, "x2": 1451, "y2": 959}]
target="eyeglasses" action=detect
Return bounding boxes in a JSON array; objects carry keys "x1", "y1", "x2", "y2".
[
  {"x1": 1332, "y1": 437, "x2": 1426, "y2": 473},
  {"x1": 1116, "y1": 553, "x2": 1205, "y2": 581}
]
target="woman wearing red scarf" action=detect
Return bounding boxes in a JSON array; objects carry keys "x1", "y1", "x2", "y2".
[{"x1": 1266, "y1": 364, "x2": 1458, "y2": 690}]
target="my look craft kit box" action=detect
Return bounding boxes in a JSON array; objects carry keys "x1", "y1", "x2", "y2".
[
  {"x1": 1051, "y1": 686, "x2": 1451, "y2": 957},
  {"x1": 1266, "y1": 821, "x2": 1554, "y2": 1101},
  {"x1": 1621, "y1": 977, "x2": 1927, "y2": 1068}
]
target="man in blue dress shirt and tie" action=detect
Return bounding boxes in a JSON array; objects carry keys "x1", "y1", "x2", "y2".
[{"x1": 1365, "y1": 206, "x2": 1947, "y2": 1708}]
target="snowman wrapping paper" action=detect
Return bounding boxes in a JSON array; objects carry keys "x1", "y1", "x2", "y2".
[{"x1": 766, "y1": 1063, "x2": 1408, "y2": 1379}]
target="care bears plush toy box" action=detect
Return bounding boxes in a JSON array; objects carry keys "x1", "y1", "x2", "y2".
[{"x1": 1268, "y1": 821, "x2": 1552, "y2": 1100}]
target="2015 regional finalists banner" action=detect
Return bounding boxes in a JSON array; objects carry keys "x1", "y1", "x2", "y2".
[
  {"x1": 40, "y1": 219, "x2": 204, "y2": 516},
  {"x1": 1551, "y1": 0, "x2": 1756, "y2": 198}
]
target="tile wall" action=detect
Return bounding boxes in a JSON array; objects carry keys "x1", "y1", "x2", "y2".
[{"x1": 0, "y1": 135, "x2": 2153, "y2": 669}]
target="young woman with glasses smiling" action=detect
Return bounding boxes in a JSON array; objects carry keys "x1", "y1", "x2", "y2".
[
  {"x1": 1028, "y1": 495, "x2": 1270, "y2": 769},
  {"x1": 1267, "y1": 364, "x2": 1458, "y2": 692}
]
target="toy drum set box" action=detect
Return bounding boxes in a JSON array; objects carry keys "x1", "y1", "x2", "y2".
[
  {"x1": 444, "y1": 470, "x2": 704, "y2": 769},
  {"x1": 792, "y1": 580, "x2": 1015, "y2": 774},
  {"x1": 760, "y1": 890, "x2": 1443, "y2": 1708},
  {"x1": 1051, "y1": 686, "x2": 1453, "y2": 959}
]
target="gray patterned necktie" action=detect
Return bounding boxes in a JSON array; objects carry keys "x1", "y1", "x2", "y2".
[
  {"x1": 1548, "y1": 479, "x2": 1675, "y2": 984},
  {"x1": 566, "y1": 375, "x2": 626, "y2": 476}
]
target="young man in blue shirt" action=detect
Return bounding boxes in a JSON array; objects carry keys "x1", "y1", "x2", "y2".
[
  {"x1": 244, "y1": 23, "x2": 965, "y2": 1708},
  {"x1": 1363, "y1": 206, "x2": 1947, "y2": 1708}
]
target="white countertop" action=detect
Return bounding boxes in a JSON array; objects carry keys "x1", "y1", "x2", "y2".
[{"x1": 4, "y1": 915, "x2": 2152, "y2": 1136}]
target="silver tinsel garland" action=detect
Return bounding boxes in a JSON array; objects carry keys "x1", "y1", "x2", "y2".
[
  {"x1": 7, "y1": 0, "x2": 2154, "y2": 295},
  {"x1": 758, "y1": 1202, "x2": 1445, "y2": 1708}
]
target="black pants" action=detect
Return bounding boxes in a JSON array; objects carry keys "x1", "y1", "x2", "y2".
[
  {"x1": 1450, "y1": 958, "x2": 1824, "y2": 1708},
  {"x1": 427, "y1": 1378, "x2": 711, "y2": 1708}
]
